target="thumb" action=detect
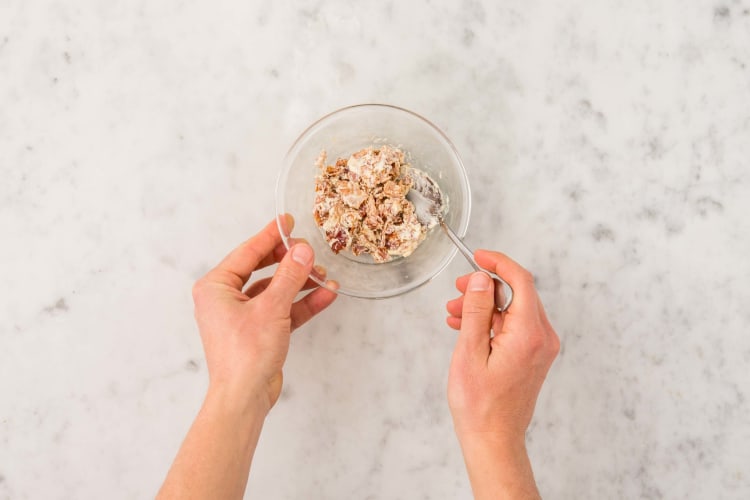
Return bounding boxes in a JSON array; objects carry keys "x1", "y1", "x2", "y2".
[
  {"x1": 263, "y1": 243, "x2": 314, "y2": 309},
  {"x1": 458, "y1": 272, "x2": 494, "y2": 359}
]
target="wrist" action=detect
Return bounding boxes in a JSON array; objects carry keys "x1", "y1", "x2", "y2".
[
  {"x1": 457, "y1": 431, "x2": 540, "y2": 500},
  {"x1": 205, "y1": 381, "x2": 272, "y2": 421},
  {"x1": 458, "y1": 430, "x2": 528, "y2": 465}
]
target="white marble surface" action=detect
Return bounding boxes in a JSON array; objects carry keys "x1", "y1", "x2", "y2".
[{"x1": 2, "y1": 0, "x2": 749, "y2": 498}]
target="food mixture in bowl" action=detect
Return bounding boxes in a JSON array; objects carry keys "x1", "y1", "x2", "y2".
[{"x1": 313, "y1": 145, "x2": 438, "y2": 263}]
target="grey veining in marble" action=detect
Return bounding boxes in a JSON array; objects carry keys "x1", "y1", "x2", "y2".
[{"x1": 1, "y1": 0, "x2": 749, "y2": 498}]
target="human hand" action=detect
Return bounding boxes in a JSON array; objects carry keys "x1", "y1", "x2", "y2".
[
  {"x1": 445, "y1": 250, "x2": 559, "y2": 499},
  {"x1": 157, "y1": 216, "x2": 337, "y2": 500},
  {"x1": 191, "y1": 215, "x2": 338, "y2": 415}
]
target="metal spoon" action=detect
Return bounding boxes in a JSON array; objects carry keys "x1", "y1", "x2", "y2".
[{"x1": 407, "y1": 168, "x2": 513, "y2": 312}]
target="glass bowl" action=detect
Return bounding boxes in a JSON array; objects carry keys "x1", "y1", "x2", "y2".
[{"x1": 275, "y1": 104, "x2": 471, "y2": 299}]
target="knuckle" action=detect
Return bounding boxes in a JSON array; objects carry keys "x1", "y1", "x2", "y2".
[
  {"x1": 518, "y1": 268, "x2": 535, "y2": 286},
  {"x1": 462, "y1": 301, "x2": 492, "y2": 317},
  {"x1": 526, "y1": 330, "x2": 546, "y2": 352},
  {"x1": 549, "y1": 329, "x2": 561, "y2": 356},
  {"x1": 191, "y1": 278, "x2": 206, "y2": 302},
  {"x1": 253, "y1": 294, "x2": 272, "y2": 310},
  {"x1": 262, "y1": 278, "x2": 297, "y2": 308},
  {"x1": 255, "y1": 294, "x2": 285, "y2": 316},
  {"x1": 274, "y1": 265, "x2": 302, "y2": 288}
]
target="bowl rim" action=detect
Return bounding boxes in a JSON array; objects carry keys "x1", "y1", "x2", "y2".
[{"x1": 275, "y1": 103, "x2": 472, "y2": 299}]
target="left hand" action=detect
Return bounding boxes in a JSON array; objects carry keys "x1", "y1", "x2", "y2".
[{"x1": 191, "y1": 215, "x2": 338, "y2": 415}]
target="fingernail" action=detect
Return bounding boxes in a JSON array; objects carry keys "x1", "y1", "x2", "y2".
[
  {"x1": 278, "y1": 214, "x2": 294, "y2": 235},
  {"x1": 313, "y1": 264, "x2": 327, "y2": 276},
  {"x1": 291, "y1": 244, "x2": 313, "y2": 265},
  {"x1": 468, "y1": 272, "x2": 490, "y2": 291}
]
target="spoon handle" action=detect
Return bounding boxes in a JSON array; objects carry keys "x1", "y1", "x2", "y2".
[{"x1": 440, "y1": 222, "x2": 514, "y2": 312}]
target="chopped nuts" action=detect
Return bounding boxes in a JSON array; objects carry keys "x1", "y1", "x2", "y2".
[{"x1": 313, "y1": 145, "x2": 427, "y2": 263}]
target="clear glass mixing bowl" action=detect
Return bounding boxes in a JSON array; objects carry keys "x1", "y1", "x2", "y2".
[{"x1": 275, "y1": 104, "x2": 471, "y2": 299}]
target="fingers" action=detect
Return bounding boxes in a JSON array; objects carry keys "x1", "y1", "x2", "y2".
[
  {"x1": 245, "y1": 272, "x2": 322, "y2": 299},
  {"x1": 253, "y1": 238, "x2": 297, "y2": 271},
  {"x1": 446, "y1": 316, "x2": 462, "y2": 330},
  {"x1": 446, "y1": 295, "x2": 464, "y2": 317},
  {"x1": 474, "y1": 250, "x2": 537, "y2": 313},
  {"x1": 455, "y1": 273, "x2": 472, "y2": 293},
  {"x1": 446, "y1": 295, "x2": 464, "y2": 329},
  {"x1": 290, "y1": 281, "x2": 339, "y2": 330},
  {"x1": 456, "y1": 272, "x2": 495, "y2": 361},
  {"x1": 244, "y1": 259, "x2": 325, "y2": 299},
  {"x1": 249, "y1": 238, "x2": 313, "y2": 282},
  {"x1": 447, "y1": 295, "x2": 505, "y2": 333},
  {"x1": 262, "y1": 243, "x2": 315, "y2": 310},
  {"x1": 208, "y1": 216, "x2": 294, "y2": 289}
]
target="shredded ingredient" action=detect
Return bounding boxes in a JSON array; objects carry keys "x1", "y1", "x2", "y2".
[{"x1": 313, "y1": 146, "x2": 426, "y2": 263}]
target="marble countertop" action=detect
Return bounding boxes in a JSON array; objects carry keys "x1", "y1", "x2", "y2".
[{"x1": 2, "y1": 0, "x2": 749, "y2": 498}]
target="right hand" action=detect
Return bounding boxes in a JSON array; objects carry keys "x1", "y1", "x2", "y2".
[{"x1": 446, "y1": 250, "x2": 559, "y2": 447}]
